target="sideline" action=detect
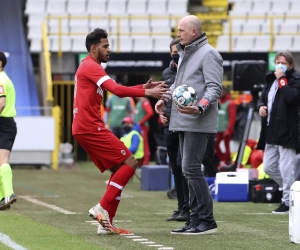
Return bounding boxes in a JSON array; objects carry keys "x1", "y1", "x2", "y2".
[
  {"x1": 19, "y1": 196, "x2": 78, "y2": 214},
  {"x1": 0, "y1": 233, "x2": 28, "y2": 250}
]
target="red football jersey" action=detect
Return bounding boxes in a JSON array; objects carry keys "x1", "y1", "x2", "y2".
[{"x1": 72, "y1": 55, "x2": 108, "y2": 134}]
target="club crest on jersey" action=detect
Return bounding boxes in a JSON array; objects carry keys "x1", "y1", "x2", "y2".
[
  {"x1": 97, "y1": 87, "x2": 103, "y2": 97},
  {"x1": 0, "y1": 85, "x2": 4, "y2": 94},
  {"x1": 121, "y1": 150, "x2": 126, "y2": 155}
]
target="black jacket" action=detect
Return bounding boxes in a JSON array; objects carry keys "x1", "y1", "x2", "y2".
[
  {"x1": 162, "y1": 61, "x2": 177, "y2": 127},
  {"x1": 257, "y1": 68, "x2": 300, "y2": 150}
]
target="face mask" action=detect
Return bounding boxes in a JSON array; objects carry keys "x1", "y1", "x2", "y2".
[
  {"x1": 123, "y1": 126, "x2": 132, "y2": 133},
  {"x1": 275, "y1": 63, "x2": 287, "y2": 73},
  {"x1": 172, "y1": 54, "x2": 180, "y2": 64}
]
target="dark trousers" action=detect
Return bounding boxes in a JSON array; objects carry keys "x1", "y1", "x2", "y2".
[
  {"x1": 179, "y1": 132, "x2": 215, "y2": 224},
  {"x1": 164, "y1": 127, "x2": 189, "y2": 211}
]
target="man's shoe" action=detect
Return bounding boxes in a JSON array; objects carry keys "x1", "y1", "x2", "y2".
[
  {"x1": 0, "y1": 194, "x2": 17, "y2": 210},
  {"x1": 166, "y1": 210, "x2": 181, "y2": 221},
  {"x1": 97, "y1": 224, "x2": 132, "y2": 235},
  {"x1": 89, "y1": 203, "x2": 111, "y2": 222},
  {"x1": 272, "y1": 203, "x2": 289, "y2": 214},
  {"x1": 171, "y1": 220, "x2": 194, "y2": 234},
  {"x1": 184, "y1": 221, "x2": 218, "y2": 235},
  {"x1": 96, "y1": 213, "x2": 119, "y2": 234},
  {"x1": 176, "y1": 210, "x2": 190, "y2": 222}
]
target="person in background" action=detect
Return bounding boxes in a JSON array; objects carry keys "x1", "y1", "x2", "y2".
[
  {"x1": 215, "y1": 86, "x2": 236, "y2": 165},
  {"x1": 159, "y1": 38, "x2": 190, "y2": 222},
  {"x1": 257, "y1": 50, "x2": 300, "y2": 214},
  {"x1": 120, "y1": 116, "x2": 144, "y2": 167},
  {"x1": 72, "y1": 28, "x2": 168, "y2": 235},
  {"x1": 134, "y1": 97, "x2": 154, "y2": 166},
  {"x1": 104, "y1": 93, "x2": 134, "y2": 139},
  {"x1": 155, "y1": 15, "x2": 223, "y2": 235},
  {"x1": 0, "y1": 52, "x2": 17, "y2": 210}
]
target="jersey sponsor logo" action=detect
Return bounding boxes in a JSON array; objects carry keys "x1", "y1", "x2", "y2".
[
  {"x1": 121, "y1": 150, "x2": 126, "y2": 155},
  {"x1": 0, "y1": 85, "x2": 4, "y2": 94}
]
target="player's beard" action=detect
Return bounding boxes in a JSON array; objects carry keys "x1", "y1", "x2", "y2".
[{"x1": 97, "y1": 49, "x2": 108, "y2": 63}]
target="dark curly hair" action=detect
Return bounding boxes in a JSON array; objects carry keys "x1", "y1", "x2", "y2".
[
  {"x1": 0, "y1": 52, "x2": 7, "y2": 68},
  {"x1": 85, "y1": 28, "x2": 108, "y2": 52}
]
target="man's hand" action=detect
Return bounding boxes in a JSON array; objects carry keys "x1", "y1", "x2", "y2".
[
  {"x1": 145, "y1": 83, "x2": 170, "y2": 99},
  {"x1": 177, "y1": 105, "x2": 200, "y2": 115},
  {"x1": 159, "y1": 114, "x2": 168, "y2": 124},
  {"x1": 259, "y1": 106, "x2": 267, "y2": 117},
  {"x1": 274, "y1": 68, "x2": 285, "y2": 79},
  {"x1": 144, "y1": 78, "x2": 167, "y2": 89},
  {"x1": 155, "y1": 99, "x2": 165, "y2": 115}
]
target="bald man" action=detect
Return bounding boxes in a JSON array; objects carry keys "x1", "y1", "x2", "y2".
[{"x1": 155, "y1": 15, "x2": 223, "y2": 235}]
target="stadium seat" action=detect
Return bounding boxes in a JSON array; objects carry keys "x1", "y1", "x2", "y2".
[
  {"x1": 151, "y1": 19, "x2": 172, "y2": 36},
  {"x1": 110, "y1": 18, "x2": 131, "y2": 35},
  {"x1": 250, "y1": 2, "x2": 271, "y2": 16},
  {"x1": 273, "y1": 36, "x2": 293, "y2": 51},
  {"x1": 71, "y1": 36, "x2": 86, "y2": 52},
  {"x1": 106, "y1": 0, "x2": 127, "y2": 14},
  {"x1": 241, "y1": 22, "x2": 261, "y2": 34},
  {"x1": 86, "y1": 0, "x2": 107, "y2": 14},
  {"x1": 166, "y1": 0, "x2": 189, "y2": 15},
  {"x1": 46, "y1": 0, "x2": 67, "y2": 14},
  {"x1": 49, "y1": 36, "x2": 72, "y2": 52},
  {"x1": 27, "y1": 13, "x2": 46, "y2": 26},
  {"x1": 153, "y1": 36, "x2": 173, "y2": 52},
  {"x1": 232, "y1": 36, "x2": 254, "y2": 52},
  {"x1": 48, "y1": 18, "x2": 69, "y2": 35},
  {"x1": 29, "y1": 38, "x2": 42, "y2": 52},
  {"x1": 229, "y1": 2, "x2": 252, "y2": 16},
  {"x1": 89, "y1": 17, "x2": 110, "y2": 32},
  {"x1": 67, "y1": 0, "x2": 87, "y2": 14},
  {"x1": 271, "y1": 1, "x2": 291, "y2": 15},
  {"x1": 25, "y1": 0, "x2": 46, "y2": 14},
  {"x1": 147, "y1": 0, "x2": 167, "y2": 14},
  {"x1": 278, "y1": 22, "x2": 299, "y2": 35},
  {"x1": 69, "y1": 18, "x2": 89, "y2": 35},
  {"x1": 287, "y1": 2, "x2": 300, "y2": 15},
  {"x1": 216, "y1": 35, "x2": 232, "y2": 52},
  {"x1": 118, "y1": 36, "x2": 133, "y2": 52},
  {"x1": 127, "y1": 0, "x2": 147, "y2": 14},
  {"x1": 222, "y1": 21, "x2": 242, "y2": 35},
  {"x1": 133, "y1": 36, "x2": 153, "y2": 52},
  {"x1": 253, "y1": 36, "x2": 270, "y2": 52},
  {"x1": 130, "y1": 18, "x2": 151, "y2": 35},
  {"x1": 28, "y1": 25, "x2": 43, "y2": 39},
  {"x1": 291, "y1": 36, "x2": 300, "y2": 52}
]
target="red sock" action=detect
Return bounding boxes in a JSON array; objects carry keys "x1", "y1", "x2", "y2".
[
  {"x1": 100, "y1": 165, "x2": 134, "y2": 210},
  {"x1": 108, "y1": 193, "x2": 121, "y2": 223}
]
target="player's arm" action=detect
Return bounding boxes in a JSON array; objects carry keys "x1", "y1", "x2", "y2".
[
  {"x1": 0, "y1": 96, "x2": 6, "y2": 114},
  {"x1": 138, "y1": 99, "x2": 154, "y2": 126},
  {"x1": 89, "y1": 65, "x2": 168, "y2": 99}
]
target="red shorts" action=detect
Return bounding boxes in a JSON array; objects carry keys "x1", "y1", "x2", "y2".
[{"x1": 74, "y1": 128, "x2": 131, "y2": 173}]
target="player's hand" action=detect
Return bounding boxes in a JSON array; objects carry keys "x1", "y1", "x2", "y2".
[
  {"x1": 144, "y1": 78, "x2": 167, "y2": 89},
  {"x1": 177, "y1": 105, "x2": 199, "y2": 114},
  {"x1": 145, "y1": 84, "x2": 170, "y2": 99},
  {"x1": 159, "y1": 114, "x2": 168, "y2": 124},
  {"x1": 155, "y1": 99, "x2": 165, "y2": 115},
  {"x1": 259, "y1": 106, "x2": 267, "y2": 117}
]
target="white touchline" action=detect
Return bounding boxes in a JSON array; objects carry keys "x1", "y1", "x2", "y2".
[
  {"x1": 19, "y1": 196, "x2": 77, "y2": 215},
  {"x1": 0, "y1": 233, "x2": 28, "y2": 250}
]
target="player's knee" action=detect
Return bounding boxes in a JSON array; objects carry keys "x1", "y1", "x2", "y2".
[{"x1": 124, "y1": 155, "x2": 138, "y2": 170}]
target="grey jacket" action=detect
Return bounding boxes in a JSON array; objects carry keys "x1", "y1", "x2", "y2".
[{"x1": 169, "y1": 34, "x2": 223, "y2": 133}]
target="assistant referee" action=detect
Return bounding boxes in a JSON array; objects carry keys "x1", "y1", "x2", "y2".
[{"x1": 0, "y1": 52, "x2": 17, "y2": 210}]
